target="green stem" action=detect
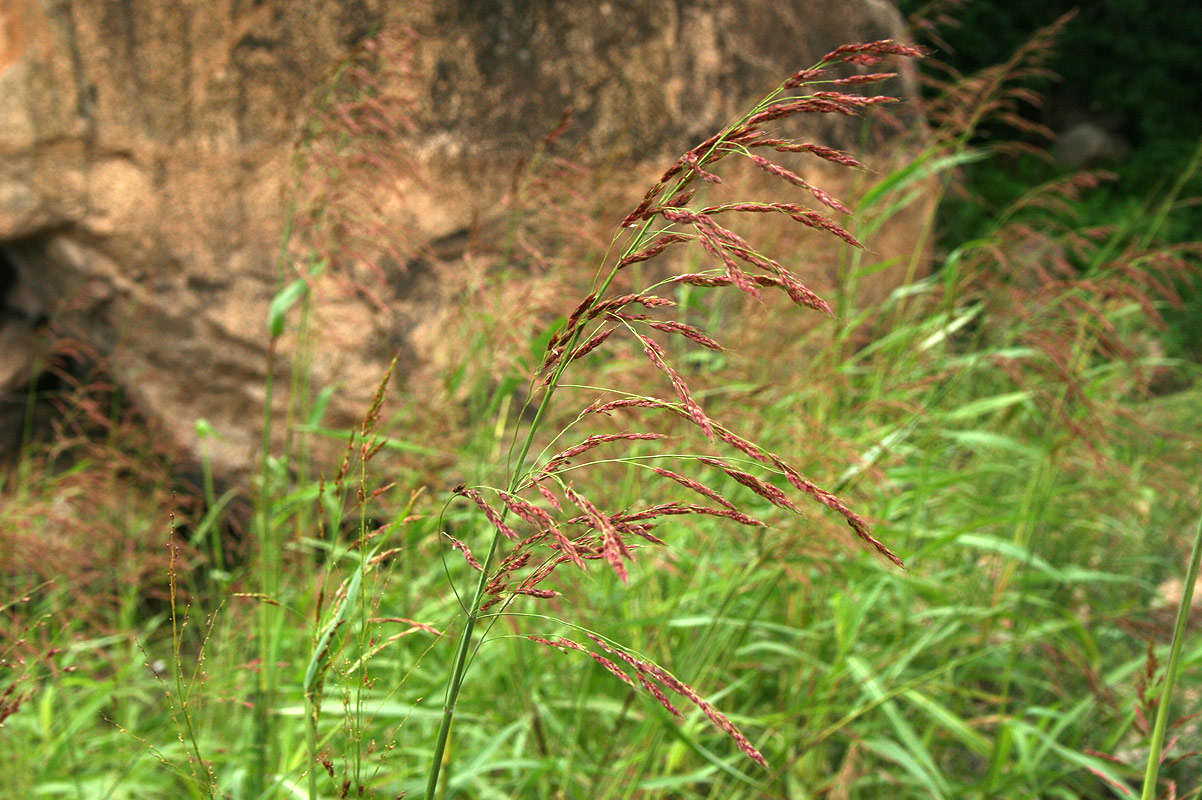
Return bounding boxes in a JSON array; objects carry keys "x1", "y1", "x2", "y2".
[
  {"x1": 252, "y1": 198, "x2": 295, "y2": 800},
  {"x1": 306, "y1": 702, "x2": 317, "y2": 800},
  {"x1": 1140, "y1": 514, "x2": 1202, "y2": 800},
  {"x1": 251, "y1": 336, "x2": 279, "y2": 800}
]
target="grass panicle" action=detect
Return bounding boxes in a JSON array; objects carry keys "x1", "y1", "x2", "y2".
[{"x1": 423, "y1": 42, "x2": 922, "y2": 797}]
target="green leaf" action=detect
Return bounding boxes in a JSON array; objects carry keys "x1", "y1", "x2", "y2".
[
  {"x1": 943, "y1": 390, "x2": 1033, "y2": 421},
  {"x1": 858, "y1": 149, "x2": 987, "y2": 214},
  {"x1": 849, "y1": 657, "x2": 953, "y2": 799},
  {"x1": 308, "y1": 384, "x2": 337, "y2": 427},
  {"x1": 901, "y1": 689, "x2": 992, "y2": 755},
  {"x1": 268, "y1": 278, "x2": 309, "y2": 338}
]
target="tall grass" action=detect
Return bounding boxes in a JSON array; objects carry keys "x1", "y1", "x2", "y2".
[
  {"x1": 1, "y1": 21, "x2": 1200, "y2": 800},
  {"x1": 420, "y1": 39, "x2": 925, "y2": 798}
]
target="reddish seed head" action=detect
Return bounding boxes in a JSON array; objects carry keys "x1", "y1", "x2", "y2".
[
  {"x1": 527, "y1": 635, "x2": 586, "y2": 653},
  {"x1": 634, "y1": 332, "x2": 714, "y2": 440},
  {"x1": 699, "y1": 457, "x2": 801, "y2": 513},
  {"x1": 819, "y1": 39, "x2": 926, "y2": 65},
  {"x1": 455, "y1": 486, "x2": 520, "y2": 541},
  {"x1": 514, "y1": 588, "x2": 559, "y2": 599},
  {"x1": 536, "y1": 482, "x2": 562, "y2": 512},
  {"x1": 698, "y1": 229, "x2": 761, "y2": 300},
  {"x1": 618, "y1": 233, "x2": 691, "y2": 268},
  {"x1": 584, "y1": 397, "x2": 672, "y2": 416},
  {"x1": 830, "y1": 71, "x2": 899, "y2": 86},
  {"x1": 680, "y1": 152, "x2": 723, "y2": 184},
  {"x1": 770, "y1": 457, "x2": 904, "y2": 568},
  {"x1": 588, "y1": 294, "x2": 676, "y2": 320},
  {"x1": 497, "y1": 490, "x2": 584, "y2": 569},
  {"x1": 563, "y1": 292, "x2": 598, "y2": 336},
  {"x1": 784, "y1": 67, "x2": 825, "y2": 88},
  {"x1": 643, "y1": 320, "x2": 723, "y2": 351},
  {"x1": 651, "y1": 467, "x2": 739, "y2": 510},
  {"x1": 585, "y1": 634, "x2": 769, "y2": 767},
  {"x1": 565, "y1": 327, "x2": 616, "y2": 366},
  {"x1": 566, "y1": 486, "x2": 630, "y2": 582},
  {"x1": 544, "y1": 433, "x2": 666, "y2": 474},
  {"x1": 749, "y1": 155, "x2": 852, "y2": 214}
]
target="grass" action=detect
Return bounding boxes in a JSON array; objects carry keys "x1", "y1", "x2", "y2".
[{"x1": 2, "y1": 24, "x2": 1202, "y2": 800}]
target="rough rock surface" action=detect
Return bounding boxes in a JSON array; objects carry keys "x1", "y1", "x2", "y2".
[{"x1": 0, "y1": 0, "x2": 929, "y2": 479}]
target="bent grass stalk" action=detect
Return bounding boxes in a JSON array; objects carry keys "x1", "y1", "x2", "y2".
[
  {"x1": 423, "y1": 41, "x2": 922, "y2": 798},
  {"x1": 1140, "y1": 514, "x2": 1202, "y2": 800}
]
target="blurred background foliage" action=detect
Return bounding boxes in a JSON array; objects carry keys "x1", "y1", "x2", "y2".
[{"x1": 899, "y1": 0, "x2": 1202, "y2": 356}]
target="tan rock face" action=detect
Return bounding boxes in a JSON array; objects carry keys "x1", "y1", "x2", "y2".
[{"x1": 0, "y1": 0, "x2": 929, "y2": 480}]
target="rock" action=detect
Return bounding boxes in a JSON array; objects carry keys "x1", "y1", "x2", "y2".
[
  {"x1": 1053, "y1": 121, "x2": 1131, "y2": 168},
  {"x1": 0, "y1": 0, "x2": 930, "y2": 481}
]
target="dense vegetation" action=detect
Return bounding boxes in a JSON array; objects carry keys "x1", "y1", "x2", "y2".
[
  {"x1": 899, "y1": 0, "x2": 1202, "y2": 356},
  {"x1": 2, "y1": 12, "x2": 1200, "y2": 800}
]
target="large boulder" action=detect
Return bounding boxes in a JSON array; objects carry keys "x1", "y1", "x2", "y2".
[{"x1": 0, "y1": 0, "x2": 929, "y2": 479}]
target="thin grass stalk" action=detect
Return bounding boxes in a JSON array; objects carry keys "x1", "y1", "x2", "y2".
[
  {"x1": 306, "y1": 696, "x2": 318, "y2": 800},
  {"x1": 250, "y1": 334, "x2": 278, "y2": 800},
  {"x1": 285, "y1": 263, "x2": 316, "y2": 548},
  {"x1": 197, "y1": 429, "x2": 222, "y2": 570},
  {"x1": 352, "y1": 442, "x2": 371, "y2": 793},
  {"x1": 422, "y1": 279, "x2": 624, "y2": 798},
  {"x1": 169, "y1": 513, "x2": 216, "y2": 800},
  {"x1": 251, "y1": 208, "x2": 295, "y2": 800},
  {"x1": 1140, "y1": 514, "x2": 1202, "y2": 800}
]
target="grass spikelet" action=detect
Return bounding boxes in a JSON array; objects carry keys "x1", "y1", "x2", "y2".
[
  {"x1": 642, "y1": 320, "x2": 724, "y2": 351},
  {"x1": 698, "y1": 457, "x2": 802, "y2": 513},
  {"x1": 817, "y1": 39, "x2": 927, "y2": 67},
  {"x1": 771, "y1": 458, "x2": 904, "y2": 568},
  {"x1": 443, "y1": 534, "x2": 482, "y2": 571},
  {"x1": 535, "y1": 482, "x2": 562, "y2": 511},
  {"x1": 669, "y1": 271, "x2": 829, "y2": 312},
  {"x1": 617, "y1": 232, "x2": 692, "y2": 268},
  {"x1": 563, "y1": 326, "x2": 615, "y2": 367},
  {"x1": 650, "y1": 467, "x2": 739, "y2": 510},
  {"x1": 585, "y1": 634, "x2": 770, "y2": 768},
  {"x1": 496, "y1": 490, "x2": 584, "y2": 568},
  {"x1": 565, "y1": 486, "x2": 631, "y2": 582},
  {"x1": 681, "y1": 151, "x2": 724, "y2": 184},
  {"x1": 543, "y1": 433, "x2": 667, "y2": 474},
  {"x1": 632, "y1": 332, "x2": 714, "y2": 439},
  {"x1": 586, "y1": 293, "x2": 676, "y2": 320},
  {"x1": 696, "y1": 227, "x2": 762, "y2": 299},
  {"x1": 453, "y1": 485, "x2": 520, "y2": 541},
  {"x1": 584, "y1": 397, "x2": 674, "y2": 416},
  {"x1": 616, "y1": 502, "x2": 768, "y2": 528},
  {"x1": 749, "y1": 154, "x2": 852, "y2": 214},
  {"x1": 765, "y1": 141, "x2": 863, "y2": 167},
  {"x1": 830, "y1": 71, "x2": 900, "y2": 85}
]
